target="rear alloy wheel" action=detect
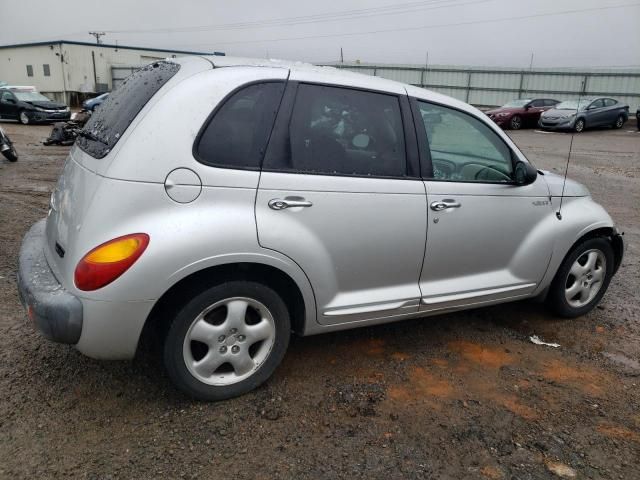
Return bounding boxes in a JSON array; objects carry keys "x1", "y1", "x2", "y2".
[
  {"x1": 574, "y1": 118, "x2": 585, "y2": 133},
  {"x1": 164, "y1": 281, "x2": 290, "y2": 401},
  {"x1": 547, "y1": 238, "x2": 614, "y2": 318},
  {"x1": 614, "y1": 115, "x2": 625, "y2": 129},
  {"x1": 509, "y1": 115, "x2": 522, "y2": 130},
  {"x1": 18, "y1": 111, "x2": 30, "y2": 125}
]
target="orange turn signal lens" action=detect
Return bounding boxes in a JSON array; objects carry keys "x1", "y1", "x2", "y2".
[{"x1": 75, "y1": 233, "x2": 149, "y2": 291}]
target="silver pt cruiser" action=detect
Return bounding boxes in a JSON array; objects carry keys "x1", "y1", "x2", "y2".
[{"x1": 18, "y1": 57, "x2": 624, "y2": 400}]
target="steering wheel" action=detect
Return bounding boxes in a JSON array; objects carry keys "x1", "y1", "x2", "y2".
[{"x1": 473, "y1": 165, "x2": 512, "y2": 181}]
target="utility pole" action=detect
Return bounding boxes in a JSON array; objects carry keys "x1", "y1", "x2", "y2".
[
  {"x1": 421, "y1": 51, "x2": 429, "y2": 88},
  {"x1": 89, "y1": 32, "x2": 106, "y2": 44},
  {"x1": 340, "y1": 47, "x2": 344, "y2": 64}
]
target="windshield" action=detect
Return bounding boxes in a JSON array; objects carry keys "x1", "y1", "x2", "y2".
[
  {"x1": 555, "y1": 100, "x2": 591, "y2": 111},
  {"x1": 501, "y1": 99, "x2": 531, "y2": 108},
  {"x1": 77, "y1": 61, "x2": 180, "y2": 159},
  {"x1": 13, "y1": 90, "x2": 51, "y2": 102}
]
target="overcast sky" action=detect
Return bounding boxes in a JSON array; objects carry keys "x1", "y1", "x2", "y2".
[{"x1": 2, "y1": 0, "x2": 639, "y2": 68}]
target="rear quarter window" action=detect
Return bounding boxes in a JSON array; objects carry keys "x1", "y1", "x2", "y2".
[{"x1": 77, "y1": 61, "x2": 180, "y2": 159}]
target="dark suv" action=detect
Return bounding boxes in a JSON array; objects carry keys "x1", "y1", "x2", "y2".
[{"x1": 0, "y1": 86, "x2": 70, "y2": 125}]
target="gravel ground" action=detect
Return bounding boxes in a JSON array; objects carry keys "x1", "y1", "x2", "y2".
[{"x1": 0, "y1": 121, "x2": 639, "y2": 479}]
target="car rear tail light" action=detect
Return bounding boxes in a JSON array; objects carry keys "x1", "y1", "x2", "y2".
[{"x1": 75, "y1": 233, "x2": 149, "y2": 291}]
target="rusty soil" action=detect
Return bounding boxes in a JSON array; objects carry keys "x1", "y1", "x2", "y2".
[{"x1": 0, "y1": 122, "x2": 639, "y2": 479}]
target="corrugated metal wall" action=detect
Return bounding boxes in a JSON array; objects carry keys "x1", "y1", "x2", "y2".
[{"x1": 329, "y1": 64, "x2": 640, "y2": 111}]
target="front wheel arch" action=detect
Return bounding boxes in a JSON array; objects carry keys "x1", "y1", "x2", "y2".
[{"x1": 535, "y1": 227, "x2": 623, "y2": 302}]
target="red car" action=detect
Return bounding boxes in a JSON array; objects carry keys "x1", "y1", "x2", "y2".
[{"x1": 485, "y1": 98, "x2": 560, "y2": 130}]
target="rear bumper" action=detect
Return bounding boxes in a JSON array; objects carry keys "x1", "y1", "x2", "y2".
[{"x1": 17, "y1": 220, "x2": 83, "y2": 344}]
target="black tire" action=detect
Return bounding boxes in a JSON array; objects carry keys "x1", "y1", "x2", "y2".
[
  {"x1": 18, "y1": 110, "x2": 30, "y2": 125},
  {"x1": 613, "y1": 115, "x2": 625, "y2": 129},
  {"x1": 509, "y1": 115, "x2": 522, "y2": 130},
  {"x1": 574, "y1": 118, "x2": 585, "y2": 133},
  {"x1": 546, "y1": 237, "x2": 614, "y2": 318},
  {"x1": 163, "y1": 281, "x2": 291, "y2": 401},
  {"x1": 2, "y1": 146, "x2": 18, "y2": 162}
]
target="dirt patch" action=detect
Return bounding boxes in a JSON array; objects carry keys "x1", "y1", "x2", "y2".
[
  {"x1": 597, "y1": 424, "x2": 640, "y2": 443},
  {"x1": 448, "y1": 340, "x2": 513, "y2": 369},
  {"x1": 481, "y1": 465, "x2": 505, "y2": 479},
  {"x1": 387, "y1": 366, "x2": 454, "y2": 402},
  {"x1": 542, "y1": 359, "x2": 608, "y2": 397}
]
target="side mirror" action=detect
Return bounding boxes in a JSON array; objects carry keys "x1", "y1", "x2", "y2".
[
  {"x1": 5, "y1": 98, "x2": 16, "y2": 104},
  {"x1": 524, "y1": 104, "x2": 531, "y2": 110},
  {"x1": 514, "y1": 161, "x2": 538, "y2": 186}
]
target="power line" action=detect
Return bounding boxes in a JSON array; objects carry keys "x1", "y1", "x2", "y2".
[
  {"x1": 170, "y1": 2, "x2": 640, "y2": 48},
  {"x1": 102, "y1": 0, "x2": 488, "y2": 34}
]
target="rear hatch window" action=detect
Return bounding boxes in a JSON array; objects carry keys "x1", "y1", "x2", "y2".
[{"x1": 77, "y1": 61, "x2": 180, "y2": 158}]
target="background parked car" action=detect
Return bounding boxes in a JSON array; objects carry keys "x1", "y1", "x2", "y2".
[
  {"x1": 82, "y1": 92, "x2": 109, "y2": 111},
  {"x1": 0, "y1": 86, "x2": 70, "y2": 124},
  {"x1": 485, "y1": 98, "x2": 559, "y2": 130},
  {"x1": 539, "y1": 97, "x2": 629, "y2": 132}
]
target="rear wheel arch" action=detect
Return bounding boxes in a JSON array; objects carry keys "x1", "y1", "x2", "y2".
[{"x1": 138, "y1": 262, "x2": 308, "y2": 356}]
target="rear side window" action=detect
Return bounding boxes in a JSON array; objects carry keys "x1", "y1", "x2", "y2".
[
  {"x1": 265, "y1": 84, "x2": 407, "y2": 177},
  {"x1": 77, "y1": 61, "x2": 180, "y2": 159},
  {"x1": 603, "y1": 98, "x2": 617, "y2": 107},
  {"x1": 545, "y1": 99, "x2": 559, "y2": 107},
  {"x1": 195, "y1": 82, "x2": 285, "y2": 169}
]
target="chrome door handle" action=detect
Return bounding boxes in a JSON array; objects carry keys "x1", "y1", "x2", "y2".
[
  {"x1": 430, "y1": 199, "x2": 461, "y2": 211},
  {"x1": 268, "y1": 198, "x2": 313, "y2": 210}
]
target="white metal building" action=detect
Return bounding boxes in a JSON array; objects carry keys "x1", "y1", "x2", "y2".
[{"x1": 0, "y1": 40, "x2": 223, "y2": 105}]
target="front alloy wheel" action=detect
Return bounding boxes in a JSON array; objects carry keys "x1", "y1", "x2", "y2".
[
  {"x1": 614, "y1": 115, "x2": 624, "y2": 129},
  {"x1": 19, "y1": 111, "x2": 30, "y2": 125},
  {"x1": 164, "y1": 281, "x2": 290, "y2": 401},
  {"x1": 509, "y1": 115, "x2": 522, "y2": 130},
  {"x1": 574, "y1": 118, "x2": 585, "y2": 133},
  {"x1": 547, "y1": 238, "x2": 614, "y2": 318},
  {"x1": 564, "y1": 250, "x2": 606, "y2": 308}
]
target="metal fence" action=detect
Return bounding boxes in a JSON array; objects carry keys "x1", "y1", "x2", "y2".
[
  {"x1": 111, "y1": 62, "x2": 640, "y2": 111},
  {"x1": 328, "y1": 63, "x2": 640, "y2": 111}
]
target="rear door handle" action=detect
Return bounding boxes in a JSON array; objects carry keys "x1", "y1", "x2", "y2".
[
  {"x1": 269, "y1": 198, "x2": 313, "y2": 210},
  {"x1": 430, "y1": 199, "x2": 461, "y2": 211}
]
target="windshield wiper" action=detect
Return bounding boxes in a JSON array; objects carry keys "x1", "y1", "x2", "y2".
[{"x1": 77, "y1": 129, "x2": 108, "y2": 145}]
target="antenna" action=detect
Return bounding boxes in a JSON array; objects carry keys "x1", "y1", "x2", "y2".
[
  {"x1": 89, "y1": 32, "x2": 106, "y2": 44},
  {"x1": 556, "y1": 79, "x2": 584, "y2": 220}
]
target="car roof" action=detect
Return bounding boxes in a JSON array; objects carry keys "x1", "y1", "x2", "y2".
[
  {"x1": 191, "y1": 55, "x2": 479, "y2": 114},
  {"x1": 200, "y1": 55, "x2": 407, "y2": 91}
]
